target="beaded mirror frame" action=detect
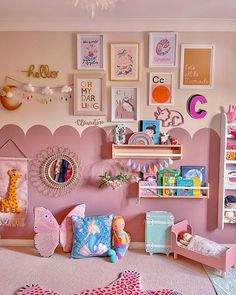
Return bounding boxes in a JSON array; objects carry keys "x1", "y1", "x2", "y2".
[{"x1": 30, "y1": 146, "x2": 80, "y2": 197}]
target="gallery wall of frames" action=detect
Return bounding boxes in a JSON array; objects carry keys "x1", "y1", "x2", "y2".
[{"x1": 0, "y1": 31, "x2": 235, "y2": 243}]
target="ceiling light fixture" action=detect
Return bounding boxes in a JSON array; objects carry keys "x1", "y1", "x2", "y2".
[{"x1": 72, "y1": 0, "x2": 120, "y2": 18}]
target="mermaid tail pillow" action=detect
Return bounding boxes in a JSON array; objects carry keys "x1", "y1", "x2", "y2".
[{"x1": 71, "y1": 214, "x2": 113, "y2": 258}]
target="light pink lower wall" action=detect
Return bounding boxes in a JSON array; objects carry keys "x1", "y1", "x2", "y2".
[{"x1": 0, "y1": 124, "x2": 235, "y2": 243}]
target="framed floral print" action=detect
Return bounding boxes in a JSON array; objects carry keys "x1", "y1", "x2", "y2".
[
  {"x1": 111, "y1": 87, "x2": 138, "y2": 122},
  {"x1": 73, "y1": 72, "x2": 106, "y2": 116},
  {"x1": 77, "y1": 34, "x2": 104, "y2": 70},
  {"x1": 149, "y1": 32, "x2": 177, "y2": 67},
  {"x1": 110, "y1": 43, "x2": 139, "y2": 81}
]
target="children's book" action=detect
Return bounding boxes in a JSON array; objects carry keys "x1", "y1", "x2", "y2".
[
  {"x1": 176, "y1": 177, "x2": 193, "y2": 196},
  {"x1": 192, "y1": 178, "x2": 201, "y2": 196},
  {"x1": 158, "y1": 169, "x2": 180, "y2": 195},
  {"x1": 181, "y1": 166, "x2": 206, "y2": 186},
  {"x1": 225, "y1": 167, "x2": 236, "y2": 187},
  {"x1": 163, "y1": 176, "x2": 176, "y2": 196},
  {"x1": 140, "y1": 120, "x2": 160, "y2": 144}
]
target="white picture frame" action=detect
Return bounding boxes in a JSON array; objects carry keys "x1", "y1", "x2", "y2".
[
  {"x1": 73, "y1": 72, "x2": 106, "y2": 116},
  {"x1": 180, "y1": 44, "x2": 215, "y2": 89},
  {"x1": 77, "y1": 34, "x2": 104, "y2": 70},
  {"x1": 149, "y1": 72, "x2": 174, "y2": 105},
  {"x1": 149, "y1": 32, "x2": 177, "y2": 67},
  {"x1": 111, "y1": 87, "x2": 138, "y2": 122}
]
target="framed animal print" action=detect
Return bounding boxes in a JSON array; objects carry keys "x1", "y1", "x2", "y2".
[{"x1": 111, "y1": 87, "x2": 138, "y2": 122}]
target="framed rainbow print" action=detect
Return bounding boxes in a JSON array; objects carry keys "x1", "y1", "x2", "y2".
[
  {"x1": 77, "y1": 34, "x2": 104, "y2": 70},
  {"x1": 149, "y1": 72, "x2": 173, "y2": 105},
  {"x1": 149, "y1": 32, "x2": 177, "y2": 67},
  {"x1": 110, "y1": 43, "x2": 139, "y2": 81}
]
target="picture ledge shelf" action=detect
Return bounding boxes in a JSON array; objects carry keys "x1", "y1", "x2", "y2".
[
  {"x1": 112, "y1": 144, "x2": 182, "y2": 159},
  {"x1": 138, "y1": 182, "x2": 210, "y2": 199}
]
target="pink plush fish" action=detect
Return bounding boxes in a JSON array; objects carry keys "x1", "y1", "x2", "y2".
[{"x1": 34, "y1": 204, "x2": 85, "y2": 257}]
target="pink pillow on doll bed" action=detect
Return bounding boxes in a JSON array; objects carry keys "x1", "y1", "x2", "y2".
[{"x1": 34, "y1": 204, "x2": 85, "y2": 257}]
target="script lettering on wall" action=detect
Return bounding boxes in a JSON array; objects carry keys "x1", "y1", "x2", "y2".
[{"x1": 21, "y1": 65, "x2": 59, "y2": 78}]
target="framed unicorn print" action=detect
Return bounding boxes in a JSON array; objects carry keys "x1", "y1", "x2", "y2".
[
  {"x1": 149, "y1": 32, "x2": 177, "y2": 67},
  {"x1": 111, "y1": 87, "x2": 138, "y2": 122},
  {"x1": 77, "y1": 34, "x2": 104, "y2": 70},
  {"x1": 110, "y1": 43, "x2": 139, "y2": 81}
]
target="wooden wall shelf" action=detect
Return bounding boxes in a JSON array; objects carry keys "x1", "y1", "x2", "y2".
[
  {"x1": 138, "y1": 183, "x2": 209, "y2": 199},
  {"x1": 112, "y1": 144, "x2": 183, "y2": 159}
]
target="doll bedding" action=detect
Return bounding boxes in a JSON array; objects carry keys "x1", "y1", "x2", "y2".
[{"x1": 183, "y1": 235, "x2": 228, "y2": 257}]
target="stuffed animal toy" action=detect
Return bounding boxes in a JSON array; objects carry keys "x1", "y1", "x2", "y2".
[
  {"x1": 177, "y1": 231, "x2": 193, "y2": 246},
  {"x1": 160, "y1": 132, "x2": 169, "y2": 144},
  {"x1": 227, "y1": 105, "x2": 236, "y2": 136},
  {"x1": 108, "y1": 215, "x2": 130, "y2": 263}
]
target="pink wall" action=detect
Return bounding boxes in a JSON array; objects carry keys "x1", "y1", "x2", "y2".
[{"x1": 0, "y1": 124, "x2": 235, "y2": 243}]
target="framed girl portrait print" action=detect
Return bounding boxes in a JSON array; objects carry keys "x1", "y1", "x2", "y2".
[{"x1": 110, "y1": 43, "x2": 139, "y2": 81}]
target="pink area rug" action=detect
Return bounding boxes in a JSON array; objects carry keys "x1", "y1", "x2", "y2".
[{"x1": 16, "y1": 271, "x2": 182, "y2": 295}]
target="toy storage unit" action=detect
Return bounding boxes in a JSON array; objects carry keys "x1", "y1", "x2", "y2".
[{"x1": 145, "y1": 211, "x2": 174, "y2": 256}]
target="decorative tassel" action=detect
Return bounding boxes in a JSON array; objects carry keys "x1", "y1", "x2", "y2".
[
  {"x1": 134, "y1": 164, "x2": 141, "y2": 173},
  {"x1": 141, "y1": 165, "x2": 146, "y2": 173}
]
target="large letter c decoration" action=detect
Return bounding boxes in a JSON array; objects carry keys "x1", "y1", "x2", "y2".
[{"x1": 187, "y1": 94, "x2": 207, "y2": 119}]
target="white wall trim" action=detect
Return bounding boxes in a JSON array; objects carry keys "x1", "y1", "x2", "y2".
[{"x1": 1, "y1": 18, "x2": 236, "y2": 32}]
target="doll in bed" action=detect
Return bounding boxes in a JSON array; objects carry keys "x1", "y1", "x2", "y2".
[
  {"x1": 177, "y1": 231, "x2": 193, "y2": 246},
  {"x1": 177, "y1": 230, "x2": 228, "y2": 257}
]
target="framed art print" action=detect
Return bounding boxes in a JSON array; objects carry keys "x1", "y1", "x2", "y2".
[
  {"x1": 111, "y1": 87, "x2": 138, "y2": 122},
  {"x1": 180, "y1": 44, "x2": 215, "y2": 89},
  {"x1": 77, "y1": 34, "x2": 104, "y2": 70},
  {"x1": 73, "y1": 72, "x2": 106, "y2": 116},
  {"x1": 149, "y1": 32, "x2": 177, "y2": 67},
  {"x1": 181, "y1": 166, "x2": 206, "y2": 186},
  {"x1": 110, "y1": 43, "x2": 139, "y2": 81},
  {"x1": 149, "y1": 72, "x2": 173, "y2": 105},
  {"x1": 140, "y1": 120, "x2": 160, "y2": 144}
]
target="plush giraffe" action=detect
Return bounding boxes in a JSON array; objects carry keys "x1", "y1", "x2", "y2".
[{"x1": 0, "y1": 169, "x2": 22, "y2": 213}]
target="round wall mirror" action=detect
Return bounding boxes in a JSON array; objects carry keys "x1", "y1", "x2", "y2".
[{"x1": 30, "y1": 146, "x2": 80, "y2": 197}]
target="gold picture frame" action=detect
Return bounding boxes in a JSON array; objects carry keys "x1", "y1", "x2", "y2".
[{"x1": 110, "y1": 43, "x2": 140, "y2": 81}]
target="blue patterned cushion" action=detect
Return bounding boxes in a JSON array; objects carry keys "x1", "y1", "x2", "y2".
[{"x1": 71, "y1": 214, "x2": 113, "y2": 258}]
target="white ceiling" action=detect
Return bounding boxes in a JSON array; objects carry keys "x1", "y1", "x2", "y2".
[
  {"x1": 1, "y1": 0, "x2": 236, "y2": 31},
  {"x1": 1, "y1": 0, "x2": 236, "y2": 19}
]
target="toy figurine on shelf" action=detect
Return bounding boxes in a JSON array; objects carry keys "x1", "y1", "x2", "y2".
[
  {"x1": 108, "y1": 216, "x2": 130, "y2": 263},
  {"x1": 169, "y1": 135, "x2": 178, "y2": 145},
  {"x1": 160, "y1": 132, "x2": 169, "y2": 144},
  {"x1": 226, "y1": 105, "x2": 236, "y2": 136}
]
